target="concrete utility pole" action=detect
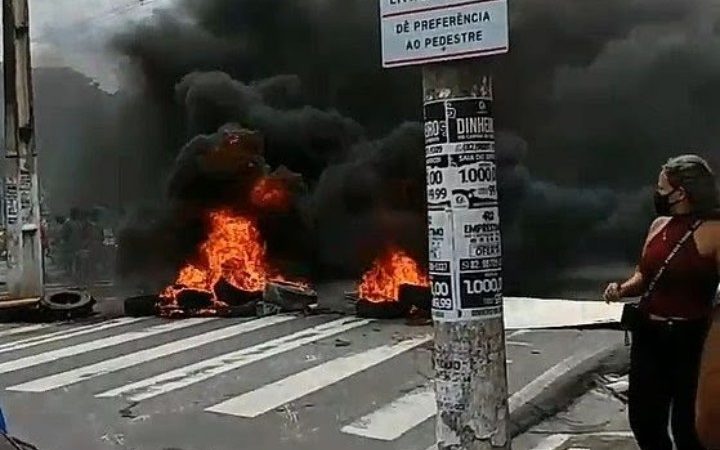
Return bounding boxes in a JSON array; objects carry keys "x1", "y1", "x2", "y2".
[
  {"x1": 379, "y1": 0, "x2": 510, "y2": 447},
  {"x1": 424, "y1": 62, "x2": 509, "y2": 449},
  {"x1": 2, "y1": 0, "x2": 44, "y2": 303}
]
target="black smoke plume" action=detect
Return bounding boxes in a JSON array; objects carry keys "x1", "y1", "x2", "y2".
[
  {"x1": 117, "y1": 73, "x2": 362, "y2": 286},
  {"x1": 113, "y1": 0, "x2": 720, "y2": 295}
]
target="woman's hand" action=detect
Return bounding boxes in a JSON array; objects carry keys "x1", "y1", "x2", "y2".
[{"x1": 603, "y1": 282, "x2": 623, "y2": 303}]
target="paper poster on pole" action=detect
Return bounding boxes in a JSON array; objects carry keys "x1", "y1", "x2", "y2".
[
  {"x1": 427, "y1": 145, "x2": 497, "y2": 210},
  {"x1": 424, "y1": 95, "x2": 502, "y2": 322},
  {"x1": 428, "y1": 209, "x2": 455, "y2": 316},
  {"x1": 453, "y1": 207, "x2": 503, "y2": 318}
]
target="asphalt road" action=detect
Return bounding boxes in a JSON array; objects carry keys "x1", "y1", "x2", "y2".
[
  {"x1": 514, "y1": 384, "x2": 637, "y2": 450},
  {"x1": 0, "y1": 312, "x2": 623, "y2": 450}
]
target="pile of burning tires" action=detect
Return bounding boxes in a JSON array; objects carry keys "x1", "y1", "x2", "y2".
[{"x1": 124, "y1": 280, "x2": 317, "y2": 318}]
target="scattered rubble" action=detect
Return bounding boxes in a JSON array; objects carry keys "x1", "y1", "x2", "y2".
[
  {"x1": 595, "y1": 374, "x2": 629, "y2": 404},
  {"x1": 334, "y1": 339, "x2": 351, "y2": 347},
  {"x1": 262, "y1": 281, "x2": 317, "y2": 313}
]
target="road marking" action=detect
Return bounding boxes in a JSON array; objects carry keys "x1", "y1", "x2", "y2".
[
  {"x1": 0, "y1": 324, "x2": 49, "y2": 338},
  {"x1": 585, "y1": 431, "x2": 634, "y2": 438},
  {"x1": 508, "y1": 346, "x2": 609, "y2": 413},
  {"x1": 8, "y1": 315, "x2": 295, "y2": 392},
  {"x1": 0, "y1": 318, "x2": 147, "y2": 354},
  {"x1": 507, "y1": 329, "x2": 531, "y2": 339},
  {"x1": 530, "y1": 434, "x2": 570, "y2": 450},
  {"x1": 341, "y1": 385, "x2": 436, "y2": 441},
  {"x1": 0, "y1": 318, "x2": 214, "y2": 375},
  {"x1": 506, "y1": 341, "x2": 532, "y2": 347},
  {"x1": 205, "y1": 335, "x2": 432, "y2": 418},
  {"x1": 97, "y1": 318, "x2": 374, "y2": 401}
]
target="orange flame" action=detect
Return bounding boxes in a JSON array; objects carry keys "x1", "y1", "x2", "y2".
[
  {"x1": 358, "y1": 249, "x2": 429, "y2": 303},
  {"x1": 160, "y1": 209, "x2": 274, "y2": 311},
  {"x1": 251, "y1": 177, "x2": 291, "y2": 211}
]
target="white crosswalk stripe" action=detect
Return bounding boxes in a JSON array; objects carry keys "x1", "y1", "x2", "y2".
[
  {"x1": 205, "y1": 335, "x2": 432, "y2": 418},
  {"x1": 96, "y1": 317, "x2": 374, "y2": 401},
  {"x1": 0, "y1": 324, "x2": 50, "y2": 338},
  {"x1": 0, "y1": 318, "x2": 146, "y2": 354},
  {"x1": 0, "y1": 318, "x2": 213, "y2": 374},
  {"x1": 7, "y1": 315, "x2": 295, "y2": 392},
  {"x1": 341, "y1": 386, "x2": 436, "y2": 441}
]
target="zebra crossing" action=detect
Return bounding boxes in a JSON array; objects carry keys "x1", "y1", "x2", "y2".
[
  {"x1": 0, "y1": 314, "x2": 443, "y2": 449},
  {"x1": 0, "y1": 312, "x2": 617, "y2": 450},
  {"x1": 205, "y1": 334, "x2": 432, "y2": 419}
]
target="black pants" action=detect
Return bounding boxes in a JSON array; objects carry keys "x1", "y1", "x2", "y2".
[{"x1": 629, "y1": 316, "x2": 709, "y2": 450}]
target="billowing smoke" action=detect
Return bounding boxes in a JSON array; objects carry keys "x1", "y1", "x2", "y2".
[
  {"x1": 112, "y1": 0, "x2": 720, "y2": 295},
  {"x1": 117, "y1": 72, "x2": 363, "y2": 286},
  {"x1": 175, "y1": 71, "x2": 364, "y2": 179}
]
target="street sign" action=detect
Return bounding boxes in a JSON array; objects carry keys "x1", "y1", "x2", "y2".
[{"x1": 379, "y1": 0, "x2": 509, "y2": 68}]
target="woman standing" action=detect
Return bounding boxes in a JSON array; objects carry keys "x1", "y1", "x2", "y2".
[{"x1": 604, "y1": 155, "x2": 720, "y2": 450}]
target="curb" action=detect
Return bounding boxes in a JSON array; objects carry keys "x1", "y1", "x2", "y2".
[{"x1": 508, "y1": 340, "x2": 630, "y2": 437}]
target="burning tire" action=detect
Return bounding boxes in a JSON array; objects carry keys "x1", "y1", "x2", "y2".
[
  {"x1": 354, "y1": 249, "x2": 430, "y2": 320},
  {"x1": 351, "y1": 284, "x2": 431, "y2": 320},
  {"x1": 218, "y1": 300, "x2": 260, "y2": 317},
  {"x1": 124, "y1": 295, "x2": 159, "y2": 317},
  {"x1": 213, "y1": 278, "x2": 263, "y2": 306},
  {"x1": 398, "y1": 284, "x2": 431, "y2": 311},
  {"x1": 355, "y1": 297, "x2": 409, "y2": 319},
  {"x1": 176, "y1": 289, "x2": 214, "y2": 311}
]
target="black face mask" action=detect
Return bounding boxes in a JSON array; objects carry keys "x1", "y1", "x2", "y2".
[{"x1": 654, "y1": 189, "x2": 679, "y2": 216}]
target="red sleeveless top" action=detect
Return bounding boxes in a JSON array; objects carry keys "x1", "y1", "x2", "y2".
[{"x1": 639, "y1": 216, "x2": 719, "y2": 320}]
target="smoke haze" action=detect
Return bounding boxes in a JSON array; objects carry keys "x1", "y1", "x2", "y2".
[{"x1": 38, "y1": 0, "x2": 720, "y2": 294}]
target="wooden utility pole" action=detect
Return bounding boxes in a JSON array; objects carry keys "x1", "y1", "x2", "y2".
[
  {"x1": 3, "y1": 0, "x2": 44, "y2": 303},
  {"x1": 424, "y1": 61, "x2": 509, "y2": 450}
]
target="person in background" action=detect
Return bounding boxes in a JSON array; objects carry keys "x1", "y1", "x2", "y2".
[
  {"x1": 62, "y1": 208, "x2": 84, "y2": 283},
  {"x1": 603, "y1": 155, "x2": 720, "y2": 450},
  {"x1": 47, "y1": 216, "x2": 66, "y2": 263},
  {"x1": 40, "y1": 217, "x2": 50, "y2": 259}
]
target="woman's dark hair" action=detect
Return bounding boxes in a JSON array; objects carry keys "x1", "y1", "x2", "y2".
[{"x1": 663, "y1": 154, "x2": 720, "y2": 216}]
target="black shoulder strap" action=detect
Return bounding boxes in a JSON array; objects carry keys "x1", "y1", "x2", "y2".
[{"x1": 641, "y1": 219, "x2": 703, "y2": 301}]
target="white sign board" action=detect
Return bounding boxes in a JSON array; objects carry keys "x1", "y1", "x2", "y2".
[{"x1": 380, "y1": 0, "x2": 509, "y2": 68}]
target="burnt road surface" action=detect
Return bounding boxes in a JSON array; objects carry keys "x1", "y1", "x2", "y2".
[{"x1": 0, "y1": 311, "x2": 623, "y2": 450}]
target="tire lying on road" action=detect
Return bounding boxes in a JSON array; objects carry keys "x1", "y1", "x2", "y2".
[
  {"x1": 40, "y1": 291, "x2": 96, "y2": 319},
  {"x1": 124, "y1": 295, "x2": 159, "y2": 317}
]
